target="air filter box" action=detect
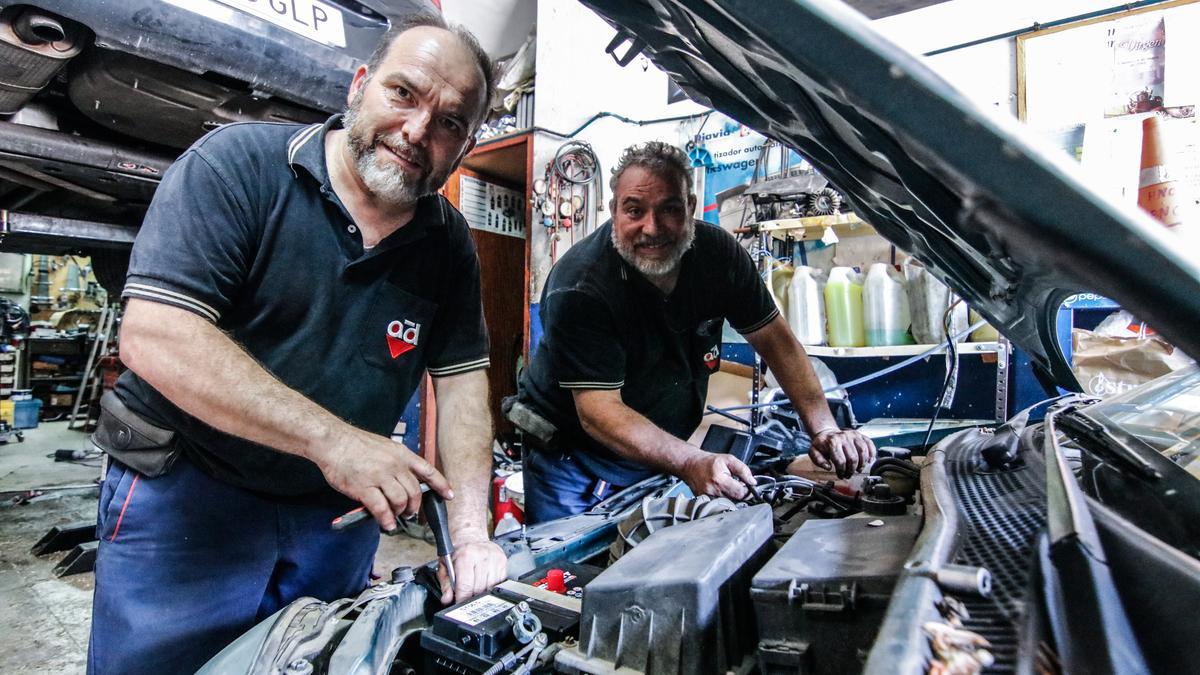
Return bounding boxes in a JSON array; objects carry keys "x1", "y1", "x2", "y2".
[
  {"x1": 750, "y1": 516, "x2": 920, "y2": 674},
  {"x1": 559, "y1": 503, "x2": 774, "y2": 675}
]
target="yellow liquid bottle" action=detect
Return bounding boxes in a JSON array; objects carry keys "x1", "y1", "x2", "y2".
[{"x1": 824, "y1": 267, "x2": 865, "y2": 347}]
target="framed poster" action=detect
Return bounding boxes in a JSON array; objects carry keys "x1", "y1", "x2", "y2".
[{"x1": 1017, "y1": 0, "x2": 1200, "y2": 203}]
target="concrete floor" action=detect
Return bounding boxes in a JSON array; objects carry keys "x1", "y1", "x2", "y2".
[{"x1": 0, "y1": 421, "x2": 435, "y2": 674}]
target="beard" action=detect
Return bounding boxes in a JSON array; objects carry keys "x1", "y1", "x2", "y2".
[
  {"x1": 611, "y1": 218, "x2": 696, "y2": 279},
  {"x1": 342, "y1": 92, "x2": 446, "y2": 206}
]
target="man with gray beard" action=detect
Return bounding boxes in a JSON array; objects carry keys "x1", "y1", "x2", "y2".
[
  {"x1": 515, "y1": 142, "x2": 876, "y2": 522},
  {"x1": 89, "y1": 13, "x2": 506, "y2": 674}
]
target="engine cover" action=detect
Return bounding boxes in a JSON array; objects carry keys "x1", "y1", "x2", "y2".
[
  {"x1": 751, "y1": 516, "x2": 920, "y2": 674},
  {"x1": 559, "y1": 503, "x2": 774, "y2": 675}
]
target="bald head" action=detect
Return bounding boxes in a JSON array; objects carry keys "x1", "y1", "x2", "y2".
[{"x1": 364, "y1": 13, "x2": 494, "y2": 128}]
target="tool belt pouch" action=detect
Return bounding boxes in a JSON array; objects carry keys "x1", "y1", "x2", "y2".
[
  {"x1": 91, "y1": 391, "x2": 180, "y2": 478},
  {"x1": 501, "y1": 396, "x2": 557, "y2": 446}
]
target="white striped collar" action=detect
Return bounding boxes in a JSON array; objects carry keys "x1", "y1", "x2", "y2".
[{"x1": 286, "y1": 114, "x2": 340, "y2": 181}]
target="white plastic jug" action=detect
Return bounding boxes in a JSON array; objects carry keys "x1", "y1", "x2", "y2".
[
  {"x1": 863, "y1": 263, "x2": 913, "y2": 346},
  {"x1": 904, "y1": 265, "x2": 968, "y2": 344},
  {"x1": 787, "y1": 266, "x2": 825, "y2": 345},
  {"x1": 767, "y1": 262, "x2": 792, "y2": 317}
]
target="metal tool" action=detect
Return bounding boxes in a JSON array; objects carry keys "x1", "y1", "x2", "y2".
[{"x1": 332, "y1": 484, "x2": 456, "y2": 591}]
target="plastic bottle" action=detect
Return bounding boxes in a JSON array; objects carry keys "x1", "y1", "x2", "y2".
[
  {"x1": 968, "y1": 309, "x2": 999, "y2": 342},
  {"x1": 787, "y1": 266, "x2": 825, "y2": 345},
  {"x1": 494, "y1": 512, "x2": 522, "y2": 536},
  {"x1": 824, "y1": 267, "x2": 865, "y2": 347},
  {"x1": 863, "y1": 263, "x2": 913, "y2": 346},
  {"x1": 904, "y1": 265, "x2": 968, "y2": 344},
  {"x1": 767, "y1": 262, "x2": 792, "y2": 318}
]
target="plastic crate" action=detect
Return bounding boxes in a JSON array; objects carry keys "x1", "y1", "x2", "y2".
[{"x1": 13, "y1": 399, "x2": 42, "y2": 429}]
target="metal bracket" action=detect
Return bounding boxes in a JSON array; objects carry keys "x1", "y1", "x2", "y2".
[
  {"x1": 31, "y1": 519, "x2": 97, "y2": 555},
  {"x1": 605, "y1": 31, "x2": 646, "y2": 67},
  {"x1": 994, "y1": 336, "x2": 1010, "y2": 423},
  {"x1": 53, "y1": 540, "x2": 98, "y2": 577}
]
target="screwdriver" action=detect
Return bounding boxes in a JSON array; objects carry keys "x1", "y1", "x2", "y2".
[{"x1": 331, "y1": 484, "x2": 457, "y2": 592}]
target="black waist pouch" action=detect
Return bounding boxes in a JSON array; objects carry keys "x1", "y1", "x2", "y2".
[{"x1": 91, "y1": 391, "x2": 180, "y2": 478}]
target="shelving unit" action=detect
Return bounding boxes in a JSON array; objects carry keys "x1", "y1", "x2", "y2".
[
  {"x1": 26, "y1": 334, "x2": 88, "y2": 419},
  {"x1": 747, "y1": 219, "x2": 1014, "y2": 426},
  {"x1": 803, "y1": 341, "x2": 1003, "y2": 358}
]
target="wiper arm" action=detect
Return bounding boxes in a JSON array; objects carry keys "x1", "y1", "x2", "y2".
[{"x1": 1056, "y1": 409, "x2": 1163, "y2": 481}]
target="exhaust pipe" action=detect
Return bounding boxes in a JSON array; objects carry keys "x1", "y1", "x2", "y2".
[
  {"x1": 0, "y1": 8, "x2": 84, "y2": 114},
  {"x1": 12, "y1": 10, "x2": 66, "y2": 46}
]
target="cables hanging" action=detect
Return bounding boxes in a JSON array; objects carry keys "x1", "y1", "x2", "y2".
[
  {"x1": 921, "y1": 298, "x2": 964, "y2": 452},
  {"x1": 537, "y1": 140, "x2": 603, "y2": 262}
]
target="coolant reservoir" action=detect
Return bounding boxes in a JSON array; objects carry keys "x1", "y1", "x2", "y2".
[
  {"x1": 787, "y1": 266, "x2": 825, "y2": 345},
  {"x1": 863, "y1": 263, "x2": 913, "y2": 346},
  {"x1": 824, "y1": 266, "x2": 865, "y2": 347}
]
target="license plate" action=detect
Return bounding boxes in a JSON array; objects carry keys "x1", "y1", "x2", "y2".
[{"x1": 214, "y1": 0, "x2": 347, "y2": 48}]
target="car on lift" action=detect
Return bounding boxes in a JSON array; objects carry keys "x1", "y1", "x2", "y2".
[
  {"x1": 0, "y1": 0, "x2": 432, "y2": 294},
  {"x1": 143, "y1": 0, "x2": 1200, "y2": 673}
]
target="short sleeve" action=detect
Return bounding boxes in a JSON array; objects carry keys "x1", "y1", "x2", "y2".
[
  {"x1": 543, "y1": 288, "x2": 626, "y2": 390},
  {"x1": 425, "y1": 235, "x2": 490, "y2": 377},
  {"x1": 722, "y1": 232, "x2": 778, "y2": 334},
  {"x1": 122, "y1": 148, "x2": 257, "y2": 323}
]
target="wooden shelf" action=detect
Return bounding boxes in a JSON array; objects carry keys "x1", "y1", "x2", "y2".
[{"x1": 754, "y1": 212, "x2": 876, "y2": 241}]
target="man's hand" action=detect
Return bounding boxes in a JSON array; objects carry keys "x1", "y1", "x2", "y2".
[
  {"x1": 438, "y1": 537, "x2": 508, "y2": 604},
  {"x1": 809, "y1": 428, "x2": 877, "y2": 478},
  {"x1": 678, "y1": 451, "x2": 755, "y2": 500},
  {"x1": 316, "y1": 430, "x2": 453, "y2": 531}
]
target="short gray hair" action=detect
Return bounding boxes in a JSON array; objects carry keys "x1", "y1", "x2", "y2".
[
  {"x1": 609, "y1": 141, "x2": 694, "y2": 201},
  {"x1": 363, "y1": 12, "x2": 495, "y2": 125}
]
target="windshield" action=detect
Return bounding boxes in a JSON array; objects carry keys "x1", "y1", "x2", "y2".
[{"x1": 1086, "y1": 364, "x2": 1200, "y2": 478}]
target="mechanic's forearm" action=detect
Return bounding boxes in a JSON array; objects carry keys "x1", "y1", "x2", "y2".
[
  {"x1": 574, "y1": 391, "x2": 701, "y2": 477},
  {"x1": 748, "y1": 316, "x2": 840, "y2": 434},
  {"x1": 119, "y1": 299, "x2": 349, "y2": 464},
  {"x1": 432, "y1": 370, "x2": 494, "y2": 543}
]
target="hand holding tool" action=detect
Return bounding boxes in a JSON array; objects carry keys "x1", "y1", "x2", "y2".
[
  {"x1": 421, "y1": 487, "x2": 456, "y2": 593},
  {"x1": 331, "y1": 484, "x2": 456, "y2": 592}
]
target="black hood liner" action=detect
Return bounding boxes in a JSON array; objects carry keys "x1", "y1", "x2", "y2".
[{"x1": 580, "y1": 0, "x2": 1200, "y2": 387}]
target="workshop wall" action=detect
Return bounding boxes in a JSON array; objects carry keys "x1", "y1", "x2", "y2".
[
  {"x1": 529, "y1": 0, "x2": 708, "y2": 298},
  {"x1": 874, "y1": 0, "x2": 1125, "y2": 116}
]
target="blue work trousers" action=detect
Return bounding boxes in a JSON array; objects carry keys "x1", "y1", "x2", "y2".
[
  {"x1": 87, "y1": 457, "x2": 379, "y2": 675},
  {"x1": 522, "y1": 451, "x2": 624, "y2": 524}
]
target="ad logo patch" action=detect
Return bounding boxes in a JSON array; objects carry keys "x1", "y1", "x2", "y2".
[
  {"x1": 702, "y1": 345, "x2": 720, "y2": 371},
  {"x1": 386, "y1": 319, "x2": 421, "y2": 359}
]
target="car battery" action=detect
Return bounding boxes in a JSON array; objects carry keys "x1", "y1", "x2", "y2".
[
  {"x1": 750, "y1": 516, "x2": 920, "y2": 675},
  {"x1": 422, "y1": 563, "x2": 601, "y2": 673}
]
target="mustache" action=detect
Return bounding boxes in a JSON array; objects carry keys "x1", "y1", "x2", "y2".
[
  {"x1": 374, "y1": 134, "x2": 428, "y2": 168},
  {"x1": 634, "y1": 235, "x2": 675, "y2": 247}
]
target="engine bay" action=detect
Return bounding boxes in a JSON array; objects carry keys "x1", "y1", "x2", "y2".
[{"x1": 201, "y1": 423, "x2": 1028, "y2": 675}]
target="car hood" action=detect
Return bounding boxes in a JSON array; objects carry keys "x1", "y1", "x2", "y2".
[{"x1": 579, "y1": 0, "x2": 1200, "y2": 388}]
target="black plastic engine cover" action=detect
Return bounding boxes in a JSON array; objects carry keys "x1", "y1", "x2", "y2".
[
  {"x1": 751, "y1": 516, "x2": 920, "y2": 674},
  {"x1": 566, "y1": 503, "x2": 773, "y2": 674}
]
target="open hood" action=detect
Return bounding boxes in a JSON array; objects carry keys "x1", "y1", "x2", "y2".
[{"x1": 579, "y1": 0, "x2": 1200, "y2": 388}]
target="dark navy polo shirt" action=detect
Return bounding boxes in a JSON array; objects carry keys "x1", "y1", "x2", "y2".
[
  {"x1": 115, "y1": 115, "x2": 489, "y2": 497},
  {"x1": 516, "y1": 220, "x2": 777, "y2": 486}
]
